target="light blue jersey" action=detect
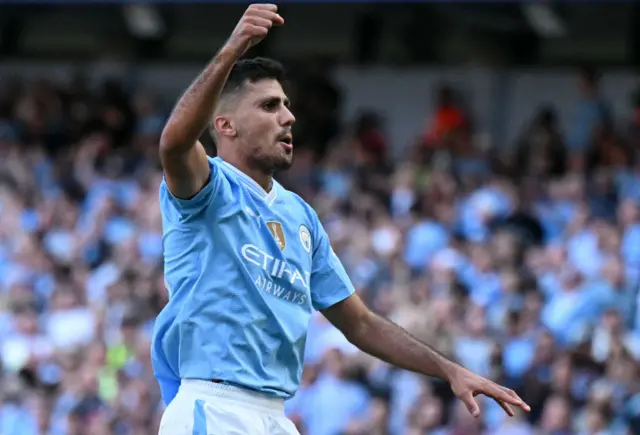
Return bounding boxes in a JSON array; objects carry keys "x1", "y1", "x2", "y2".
[{"x1": 152, "y1": 156, "x2": 355, "y2": 406}]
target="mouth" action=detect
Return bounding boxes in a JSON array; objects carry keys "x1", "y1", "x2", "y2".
[{"x1": 277, "y1": 134, "x2": 293, "y2": 151}]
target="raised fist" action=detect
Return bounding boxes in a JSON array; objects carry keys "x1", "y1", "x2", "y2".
[{"x1": 226, "y1": 4, "x2": 284, "y2": 57}]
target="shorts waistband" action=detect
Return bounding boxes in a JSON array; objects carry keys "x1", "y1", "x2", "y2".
[{"x1": 180, "y1": 379, "x2": 284, "y2": 412}]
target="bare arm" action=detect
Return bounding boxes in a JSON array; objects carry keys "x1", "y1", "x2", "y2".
[
  {"x1": 159, "y1": 4, "x2": 283, "y2": 199},
  {"x1": 322, "y1": 294, "x2": 456, "y2": 380},
  {"x1": 159, "y1": 53, "x2": 234, "y2": 199},
  {"x1": 322, "y1": 294, "x2": 530, "y2": 417}
]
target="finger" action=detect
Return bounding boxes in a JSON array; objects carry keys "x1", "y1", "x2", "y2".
[
  {"x1": 246, "y1": 25, "x2": 269, "y2": 38},
  {"x1": 501, "y1": 387, "x2": 531, "y2": 412},
  {"x1": 495, "y1": 399, "x2": 515, "y2": 417},
  {"x1": 459, "y1": 392, "x2": 481, "y2": 418},
  {"x1": 245, "y1": 17, "x2": 275, "y2": 29},
  {"x1": 248, "y1": 10, "x2": 284, "y2": 25},
  {"x1": 248, "y1": 3, "x2": 278, "y2": 12},
  {"x1": 485, "y1": 385, "x2": 524, "y2": 407}
]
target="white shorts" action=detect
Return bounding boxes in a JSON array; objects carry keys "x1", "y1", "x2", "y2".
[{"x1": 158, "y1": 380, "x2": 300, "y2": 435}]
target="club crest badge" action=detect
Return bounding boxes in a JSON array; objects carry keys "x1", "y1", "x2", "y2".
[{"x1": 299, "y1": 225, "x2": 311, "y2": 253}]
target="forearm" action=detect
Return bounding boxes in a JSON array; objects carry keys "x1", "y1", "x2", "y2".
[
  {"x1": 347, "y1": 312, "x2": 458, "y2": 381},
  {"x1": 160, "y1": 47, "x2": 237, "y2": 152}
]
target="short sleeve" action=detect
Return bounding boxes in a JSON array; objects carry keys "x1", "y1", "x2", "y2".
[
  {"x1": 159, "y1": 157, "x2": 220, "y2": 219},
  {"x1": 310, "y1": 215, "x2": 355, "y2": 311}
]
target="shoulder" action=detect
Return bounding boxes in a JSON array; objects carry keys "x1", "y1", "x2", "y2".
[
  {"x1": 280, "y1": 190, "x2": 333, "y2": 257},
  {"x1": 159, "y1": 156, "x2": 222, "y2": 189},
  {"x1": 285, "y1": 189, "x2": 312, "y2": 211},
  {"x1": 278, "y1": 185, "x2": 319, "y2": 222},
  {"x1": 208, "y1": 155, "x2": 225, "y2": 175},
  {"x1": 274, "y1": 184, "x2": 325, "y2": 242},
  {"x1": 159, "y1": 156, "x2": 222, "y2": 198},
  {"x1": 158, "y1": 156, "x2": 234, "y2": 220}
]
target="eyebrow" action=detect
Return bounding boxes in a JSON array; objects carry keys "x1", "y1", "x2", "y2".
[{"x1": 259, "y1": 96, "x2": 290, "y2": 108}]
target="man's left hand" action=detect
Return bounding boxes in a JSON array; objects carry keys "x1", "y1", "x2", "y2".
[{"x1": 448, "y1": 366, "x2": 531, "y2": 418}]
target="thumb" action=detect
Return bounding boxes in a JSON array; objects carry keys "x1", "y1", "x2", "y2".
[{"x1": 460, "y1": 392, "x2": 481, "y2": 418}]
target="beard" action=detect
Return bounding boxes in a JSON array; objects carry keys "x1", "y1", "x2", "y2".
[
  {"x1": 249, "y1": 143, "x2": 294, "y2": 175},
  {"x1": 235, "y1": 121, "x2": 294, "y2": 175}
]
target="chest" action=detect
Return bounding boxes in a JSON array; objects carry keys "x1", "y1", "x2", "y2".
[{"x1": 217, "y1": 189, "x2": 314, "y2": 294}]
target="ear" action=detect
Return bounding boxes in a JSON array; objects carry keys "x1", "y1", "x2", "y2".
[{"x1": 213, "y1": 115, "x2": 237, "y2": 138}]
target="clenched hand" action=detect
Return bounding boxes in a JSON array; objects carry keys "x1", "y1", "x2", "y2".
[{"x1": 225, "y1": 4, "x2": 284, "y2": 58}]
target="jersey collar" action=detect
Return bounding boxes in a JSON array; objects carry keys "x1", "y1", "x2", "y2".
[{"x1": 220, "y1": 159, "x2": 278, "y2": 206}]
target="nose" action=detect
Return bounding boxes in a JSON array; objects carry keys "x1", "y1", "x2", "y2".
[{"x1": 280, "y1": 107, "x2": 296, "y2": 127}]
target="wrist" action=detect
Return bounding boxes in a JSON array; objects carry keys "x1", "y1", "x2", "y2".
[
  {"x1": 217, "y1": 44, "x2": 240, "y2": 62},
  {"x1": 220, "y1": 39, "x2": 247, "y2": 60},
  {"x1": 440, "y1": 360, "x2": 462, "y2": 383}
]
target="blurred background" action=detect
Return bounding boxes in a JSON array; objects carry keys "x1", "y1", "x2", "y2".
[{"x1": 1, "y1": 1, "x2": 640, "y2": 434}]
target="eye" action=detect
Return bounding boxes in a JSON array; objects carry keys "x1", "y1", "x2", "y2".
[{"x1": 262, "y1": 100, "x2": 279, "y2": 111}]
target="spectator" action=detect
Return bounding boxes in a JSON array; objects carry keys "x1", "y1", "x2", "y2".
[
  {"x1": 420, "y1": 85, "x2": 469, "y2": 153},
  {"x1": 566, "y1": 67, "x2": 609, "y2": 157},
  {"x1": 515, "y1": 106, "x2": 566, "y2": 177}
]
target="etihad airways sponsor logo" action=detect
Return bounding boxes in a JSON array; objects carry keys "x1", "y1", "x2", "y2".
[{"x1": 241, "y1": 243, "x2": 310, "y2": 305}]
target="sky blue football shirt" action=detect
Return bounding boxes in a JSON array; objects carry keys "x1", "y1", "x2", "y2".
[{"x1": 151, "y1": 156, "x2": 355, "y2": 405}]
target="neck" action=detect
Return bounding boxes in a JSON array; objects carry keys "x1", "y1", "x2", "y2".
[{"x1": 219, "y1": 152, "x2": 273, "y2": 192}]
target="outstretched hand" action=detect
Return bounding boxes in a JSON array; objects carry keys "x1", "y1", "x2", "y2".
[
  {"x1": 226, "y1": 4, "x2": 284, "y2": 58},
  {"x1": 449, "y1": 366, "x2": 531, "y2": 418}
]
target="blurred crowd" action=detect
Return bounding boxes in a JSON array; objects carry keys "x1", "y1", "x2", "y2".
[{"x1": 0, "y1": 64, "x2": 639, "y2": 435}]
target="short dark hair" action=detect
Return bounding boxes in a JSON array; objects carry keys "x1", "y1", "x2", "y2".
[{"x1": 221, "y1": 57, "x2": 286, "y2": 97}]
